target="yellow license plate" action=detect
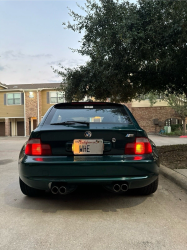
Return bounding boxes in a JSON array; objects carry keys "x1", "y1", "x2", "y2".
[{"x1": 72, "y1": 139, "x2": 103, "y2": 155}]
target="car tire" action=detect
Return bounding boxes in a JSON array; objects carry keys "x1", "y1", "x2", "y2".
[
  {"x1": 137, "y1": 178, "x2": 158, "y2": 195},
  {"x1": 19, "y1": 178, "x2": 41, "y2": 197}
]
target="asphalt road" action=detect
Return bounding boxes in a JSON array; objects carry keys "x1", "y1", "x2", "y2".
[{"x1": 0, "y1": 137, "x2": 187, "y2": 250}]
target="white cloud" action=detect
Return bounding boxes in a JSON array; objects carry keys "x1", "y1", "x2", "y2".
[
  {"x1": 1, "y1": 50, "x2": 52, "y2": 60},
  {"x1": 49, "y1": 57, "x2": 88, "y2": 69},
  {"x1": 0, "y1": 48, "x2": 88, "y2": 84}
]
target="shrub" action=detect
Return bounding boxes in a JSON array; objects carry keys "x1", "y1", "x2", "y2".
[
  {"x1": 171, "y1": 124, "x2": 182, "y2": 132},
  {"x1": 165, "y1": 130, "x2": 187, "y2": 136}
]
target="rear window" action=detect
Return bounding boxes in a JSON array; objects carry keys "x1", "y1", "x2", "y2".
[{"x1": 48, "y1": 105, "x2": 132, "y2": 124}]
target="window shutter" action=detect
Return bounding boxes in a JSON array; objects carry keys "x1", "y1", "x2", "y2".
[
  {"x1": 4, "y1": 94, "x2": 6, "y2": 105},
  {"x1": 47, "y1": 92, "x2": 50, "y2": 104},
  {"x1": 21, "y1": 93, "x2": 24, "y2": 105}
]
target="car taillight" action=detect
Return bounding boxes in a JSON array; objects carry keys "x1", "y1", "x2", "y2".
[
  {"x1": 125, "y1": 137, "x2": 152, "y2": 155},
  {"x1": 25, "y1": 139, "x2": 52, "y2": 156}
]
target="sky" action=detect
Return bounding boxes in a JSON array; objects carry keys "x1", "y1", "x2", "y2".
[{"x1": 0, "y1": 0, "x2": 136, "y2": 85}]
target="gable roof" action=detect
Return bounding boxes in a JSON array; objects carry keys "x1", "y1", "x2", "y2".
[{"x1": 5, "y1": 83, "x2": 61, "y2": 90}]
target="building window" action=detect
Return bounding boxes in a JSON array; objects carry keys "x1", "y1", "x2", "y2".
[
  {"x1": 50, "y1": 91, "x2": 65, "y2": 104},
  {"x1": 7, "y1": 93, "x2": 21, "y2": 105}
]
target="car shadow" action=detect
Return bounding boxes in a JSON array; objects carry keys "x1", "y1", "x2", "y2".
[{"x1": 4, "y1": 181, "x2": 150, "y2": 213}]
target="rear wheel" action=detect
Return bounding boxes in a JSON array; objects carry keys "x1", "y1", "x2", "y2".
[
  {"x1": 19, "y1": 178, "x2": 41, "y2": 197},
  {"x1": 137, "y1": 178, "x2": 158, "y2": 195}
]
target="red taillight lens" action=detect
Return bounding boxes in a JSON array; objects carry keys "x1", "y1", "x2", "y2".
[
  {"x1": 32, "y1": 144, "x2": 42, "y2": 155},
  {"x1": 125, "y1": 137, "x2": 152, "y2": 155},
  {"x1": 135, "y1": 142, "x2": 145, "y2": 154},
  {"x1": 25, "y1": 139, "x2": 52, "y2": 156},
  {"x1": 41, "y1": 144, "x2": 52, "y2": 155}
]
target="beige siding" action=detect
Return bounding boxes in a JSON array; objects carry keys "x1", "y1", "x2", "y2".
[
  {"x1": 0, "y1": 92, "x2": 24, "y2": 117},
  {"x1": 41, "y1": 90, "x2": 57, "y2": 116},
  {"x1": 132, "y1": 99, "x2": 169, "y2": 107},
  {"x1": 0, "y1": 86, "x2": 6, "y2": 90}
]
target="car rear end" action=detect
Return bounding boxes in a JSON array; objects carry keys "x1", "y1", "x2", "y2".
[{"x1": 18, "y1": 102, "x2": 159, "y2": 195}]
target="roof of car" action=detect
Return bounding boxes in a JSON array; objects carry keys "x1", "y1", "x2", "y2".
[{"x1": 54, "y1": 102, "x2": 123, "y2": 108}]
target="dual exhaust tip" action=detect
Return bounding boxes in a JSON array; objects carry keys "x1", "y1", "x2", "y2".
[
  {"x1": 51, "y1": 183, "x2": 128, "y2": 194},
  {"x1": 51, "y1": 186, "x2": 67, "y2": 195},
  {"x1": 113, "y1": 183, "x2": 128, "y2": 193}
]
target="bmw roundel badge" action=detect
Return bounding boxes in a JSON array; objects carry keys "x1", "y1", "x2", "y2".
[{"x1": 84, "y1": 131, "x2": 92, "y2": 138}]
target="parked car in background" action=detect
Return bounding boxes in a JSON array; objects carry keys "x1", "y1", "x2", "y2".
[{"x1": 18, "y1": 102, "x2": 159, "y2": 196}]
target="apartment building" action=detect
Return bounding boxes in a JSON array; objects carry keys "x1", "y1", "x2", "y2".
[
  {"x1": 0, "y1": 82, "x2": 184, "y2": 135},
  {"x1": 126, "y1": 98, "x2": 182, "y2": 133},
  {"x1": 0, "y1": 82, "x2": 63, "y2": 136}
]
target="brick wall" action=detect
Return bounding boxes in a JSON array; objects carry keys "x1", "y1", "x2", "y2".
[
  {"x1": 38, "y1": 91, "x2": 42, "y2": 124},
  {"x1": 25, "y1": 91, "x2": 38, "y2": 136},
  {"x1": 131, "y1": 106, "x2": 177, "y2": 133}
]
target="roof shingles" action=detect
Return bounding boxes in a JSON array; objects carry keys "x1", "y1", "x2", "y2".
[{"x1": 6, "y1": 83, "x2": 61, "y2": 90}]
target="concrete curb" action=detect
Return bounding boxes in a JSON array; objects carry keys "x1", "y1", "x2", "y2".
[{"x1": 160, "y1": 165, "x2": 187, "y2": 192}]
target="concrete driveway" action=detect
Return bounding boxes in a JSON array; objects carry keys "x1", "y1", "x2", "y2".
[
  {"x1": 0, "y1": 137, "x2": 187, "y2": 250},
  {"x1": 149, "y1": 134, "x2": 187, "y2": 146}
]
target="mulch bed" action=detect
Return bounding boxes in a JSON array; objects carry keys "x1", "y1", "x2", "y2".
[{"x1": 157, "y1": 144, "x2": 187, "y2": 169}]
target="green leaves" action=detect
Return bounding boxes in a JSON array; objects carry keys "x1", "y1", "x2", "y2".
[{"x1": 55, "y1": 0, "x2": 187, "y2": 102}]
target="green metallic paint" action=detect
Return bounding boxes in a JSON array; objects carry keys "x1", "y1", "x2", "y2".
[
  {"x1": 18, "y1": 103, "x2": 159, "y2": 192},
  {"x1": 19, "y1": 154, "x2": 159, "y2": 191}
]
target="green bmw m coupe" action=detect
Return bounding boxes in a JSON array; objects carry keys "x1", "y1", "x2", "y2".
[{"x1": 18, "y1": 102, "x2": 159, "y2": 196}]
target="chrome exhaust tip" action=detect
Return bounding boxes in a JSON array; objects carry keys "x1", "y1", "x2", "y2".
[
  {"x1": 59, "y1": 186, "x2": 67, "y2": 195},
  {"x1": 121, "y1": 184, "x2": 128, "y2": 192},
  {"x1": 113, "y1": 184, "x2": 121, "y2": 193},
  {"x1": 51, "y1": 186, "x2": 59, "y2": 194}
]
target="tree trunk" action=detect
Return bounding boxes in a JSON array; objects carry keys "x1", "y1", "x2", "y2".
[
  {"x1": 184, "y1": 92, "x2": 187, "y2": 134},
  {"x1": 182, "y1": 118, "x2": 186, "y2": 134}
]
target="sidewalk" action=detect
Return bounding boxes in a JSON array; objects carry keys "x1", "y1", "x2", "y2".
[
  {"x1": 148, "y1": 134, "x2": 187, "y2": 146},
  {"x1": 149, "y1": 135, "x2": 187, "y2": 193},
  {"x1": 160, "y1": 165, "x2": 187, "y2": 192}
]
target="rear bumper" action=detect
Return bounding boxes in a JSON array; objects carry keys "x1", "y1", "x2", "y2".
[{"x1": 18, "y1": 155, "x2": 159, "y2": 190}]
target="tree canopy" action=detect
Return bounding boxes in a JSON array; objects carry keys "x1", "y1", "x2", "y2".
[{"x1": 55, "y1": 0, "x2": 187, "y2": 102}]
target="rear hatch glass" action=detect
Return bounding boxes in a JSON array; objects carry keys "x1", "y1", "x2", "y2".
[
  {"x1": 40, "y1": 104, "x2": 136, "y2": 156},
  {"x1": 48, "y1": 105, "x2": 132, "y2": 125}
]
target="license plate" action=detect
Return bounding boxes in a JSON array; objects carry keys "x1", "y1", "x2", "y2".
[{"x1": 73, "y1": 139, "x2": 103, "y2": 155}]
